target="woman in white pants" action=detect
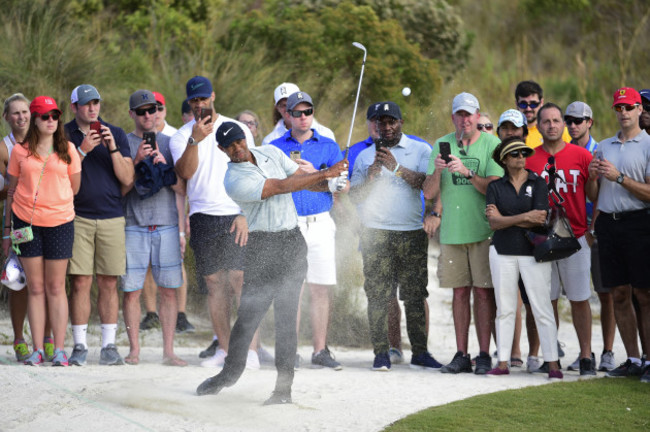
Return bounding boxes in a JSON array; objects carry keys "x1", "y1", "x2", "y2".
[{"x1": 485, "y1": 137, "x2": 562, "y2": 379}]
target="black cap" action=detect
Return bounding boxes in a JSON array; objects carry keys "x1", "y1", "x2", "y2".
[
  {"x1": 181, "y1": 100, "x2": 191, "y2": 115},
  {"x1": 216, "y1": 122, "x2": 246, "y2": 148},
  {"x1": 374, "y1": 101, "x2": 402, "y2": 120},
  {"x1": 366, "y1": 102, "x2": 383, "y2": 120}
]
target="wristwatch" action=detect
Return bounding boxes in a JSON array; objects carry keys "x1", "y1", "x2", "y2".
[
  {"x1": 429, "y1": 211, "x2": 441, "y2": 218},
  {"x1": 465, "y1": 169, "x2": 475, "y2": 179},
  {"x1": 616, "y1": 173, "x2": 625, "y2": 184},
  {"x1": 188, "y1": 136, "x2": 196, "y2": 146}
]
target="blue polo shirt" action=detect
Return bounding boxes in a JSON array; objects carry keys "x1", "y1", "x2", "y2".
[
  {"x1": 64, "y1": 117, "x2": 131, "y2": 219},
  {"x1": 270, "y1": 129, "x2": 343, "y2": 216}
]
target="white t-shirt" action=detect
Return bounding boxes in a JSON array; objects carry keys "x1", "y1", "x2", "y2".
[
  {"x1": 160, "y1": 121, "x2": 178, "y2": 138},
  {"x1": 169, "y1": 115, "x2": 254, "y2": 216},
  {"x1": 261, "y1": 118, "x2": 336, "y2": 146}
]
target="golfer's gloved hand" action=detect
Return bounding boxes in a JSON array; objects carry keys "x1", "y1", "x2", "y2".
[{"x1": 328, "y1": 172, "x2": 348, "y2": 193}]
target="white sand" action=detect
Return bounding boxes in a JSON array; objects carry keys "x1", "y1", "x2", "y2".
[{"x1": 0, "y1": 244, "x2": 625, "y2": 432}]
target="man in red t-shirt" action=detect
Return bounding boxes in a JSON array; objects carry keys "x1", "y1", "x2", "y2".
[{"x1": 525, "y1": 103, "x2": 599, "y2": 376}]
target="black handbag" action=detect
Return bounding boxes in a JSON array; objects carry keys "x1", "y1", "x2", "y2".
[{"x1": 526, "y1": 205, "x2": 581, "y2": 262}]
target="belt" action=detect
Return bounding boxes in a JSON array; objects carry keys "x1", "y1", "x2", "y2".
[
  {"x1": 298, "y1": 212, "x2": 329, "y2": 224},
  {"x1": 602, "y1": 209, "x2": 649, "y2": 221}
]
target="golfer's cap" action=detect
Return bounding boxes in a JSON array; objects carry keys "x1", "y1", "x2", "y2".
[{"x1": 216, "y1": 121, "x2": 247, "y2": 148}]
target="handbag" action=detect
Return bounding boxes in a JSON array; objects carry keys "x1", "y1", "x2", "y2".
[{"x1": 526, "y1": 204, "x2": 581, "y2": 262}]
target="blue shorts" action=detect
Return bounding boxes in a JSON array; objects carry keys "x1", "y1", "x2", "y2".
[
  {"x1": 12, "y1": 215, "x2": 74, "y2": 260},
  {"x1": 121, "y1": 225, "x2": 183, "y2": 292}
]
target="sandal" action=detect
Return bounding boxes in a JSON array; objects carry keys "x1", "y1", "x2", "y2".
[
  {"x1": 510, "y1": 357, "x2": 524, "y2": 368},
  {"x1": 163, "y1": 355, "x2": 188, "y2": 367}
]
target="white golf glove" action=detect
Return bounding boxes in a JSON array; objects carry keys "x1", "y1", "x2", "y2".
[{"x1": 328, "y1": 171, "x2": 348, "y2": 192}]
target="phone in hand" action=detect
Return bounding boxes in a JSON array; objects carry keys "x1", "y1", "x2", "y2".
[
  {"x1": 439, "y1": 141, "x2": 452, "y2": 163},
  {"x1": 290, "y1": 150, "x2": 301, "y2": 161},
  {"x1": 143, "y1": 132, "x2": 156, "y2": 150},
  {"x1": 90, "y1": 121, "x2": 102, "y2": 136},
  {"x1": 375, "y1": 138, "x2": 389, "y2": 151},
  {"x1": 200, "y1": 108, "x2": 213, "y2": 121},
  {"x1": 595, "y1": 150, "x2": 604, "y2": 161}
]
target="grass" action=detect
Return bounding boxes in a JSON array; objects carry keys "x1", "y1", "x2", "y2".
[{"x1": 384, "y1": 378, "x2": 649, "y2": 431}]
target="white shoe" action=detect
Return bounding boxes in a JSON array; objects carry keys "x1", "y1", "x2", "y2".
[
  {"x1": 246, "y1": 350, "x2": 260, "y2": 370},
  {"x1": 201, "y1": 348, "x2": 227, "y2": 368},
  {"x1": 527, "y1": 356, "x2": 543, "y2": 373}
]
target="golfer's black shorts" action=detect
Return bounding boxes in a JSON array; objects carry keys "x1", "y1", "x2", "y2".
[{"x1": 189, "y1": 213, "x2": 245, "y2": 276}]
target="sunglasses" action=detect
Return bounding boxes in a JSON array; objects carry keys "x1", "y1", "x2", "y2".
[
  {"x1": 241, "y1": 120, "x2": 257, "y2": 127},
  {"x1": 517, "y1": 101, "x2": 540, "y2": 109},
  {"x1": 289, "y1": 108, "x2": 313, "y2": 118},
  {"x1": 564, "y1": 117, "x2": 587, "y2": 126},
  {"x1": 39, "y1": 113, "x2": 60, "y2": 121},
  {"x1": 613, "y1": 104, "x2": 639, "y2": 113},
  {"x1": 508, "y1": 150, "x2": 529, "y2": 158},
  {"x1": 134, "y1": 106, "x2": 158, "y2": 116},
  {"x1": 477, "y1": 123, "x2": 493, "y2": 131}
]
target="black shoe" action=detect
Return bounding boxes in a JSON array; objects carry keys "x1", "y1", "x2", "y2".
[
  {"x1": 532, "y1": 359, "x2": 562, "y2": 374},
  {"x1": 579, "y1": 354, "x2": 597, "y2": 376},
  {"x1": 175, "y1": 312, "x2": 196, "y2": 334},
  {"x1": 263, "y1": 390, "x2": 292, "y2": 405},
  {"x1": 199, "y1": 339, "x2": 219, "y2": 358},
  {"x1": 196, "y1": 376, "x2": 225, "y2": 396},
  {"x1": 474, "y1": 351, "x2": 492, "y2": 375},
  {"x1": 311, "y1": 346, "x2": 342, "y2": 370},
  {"x1": 139, "y1": 312, "x2": 160, "y2": 331},
  {"x1": 607, "y1": 359, "x2": 645, "y2": 378},
  {"x1": 557, "y1": 341, "x2": 565, "y2": 358},
  {"x1": 441, "y1": 351, "x2": 472, "y2": 374}
]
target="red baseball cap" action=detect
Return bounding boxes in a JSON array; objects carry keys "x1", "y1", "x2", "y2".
[
  {"x1": 612, "y1": 87, "x2": 642, "y2": 107},
  {"x1": 29, "y1": 96, "x2": 62, "y2": 115},
  {"x1": 152, "y1": 91, "x2": 166, "y2": 106}
]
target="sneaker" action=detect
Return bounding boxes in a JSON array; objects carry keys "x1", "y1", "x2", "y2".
[
  {"x1": 13, "y1": 339, "x2": 30, "y2": 362},
  {"x1": 549, "y1": 369, "x2": 564, "y2": 380},
  {"x1": 526, "y1": 356, "x2": 543, "y2": 373},
  {"x1": 532, "y1": 360, "x2": 562, "y2": 374},
  {"x1": 606, "y1": 359, "x2": 644, "y2": 378},
  {"x1": 295, "y1": 353, "x2": 302, "y2": 370},
  {"x1": 372, "y1": 352, "x2": 391, "y2": 371},
  {"x1": 51, "y1": 349, "x2": 68, "y2": 367},
  {"x1": 440, "y1": 351, "x2": 472, "y2": 374},
  {"x1": 99, "y1": 344, "x2": 125, "y2": 366},
  {"x1": 263, "y1": 390, "x2": 292, "y2": 405},
  {"x1": 24, "y1": 349, "x2": 45, "y2": 366},
  {"x1": 196, "y1": 376, "x2": 225, "y2": 396},
  {"x1": 199, "y1": 339, "x2": 219, "y2": 358},
  {"x1": 599, "y1": 350, "x2": 616, "y2": 372},
  {"x1": 641, "y1": 366, "x2": 650, "y2": 384},
  {"x1": 69, "y1": 344, "x2": 88, "y2": 366},
  {"x1": 311, "y1": 347, "x2": 342, "y2": 370},
  {"x1": 580, "y1": 355, "x2": 597, "y2": 377},
  {"x1": 557, "y1": 341, "x2": 565, "y2": 358},
  {"x1": 43, "y1": 337, "x2": 54, "y2": 362},
  {"x1": 257, "y1": 346, "x2": 275, "y2": 365},
  {"x1": 389, "y1": 347, "x2": 404, "y2": 364},
  {"x1": 568, "y1": 356, "x2": 580, "y2": 371},
  {"x1": 201, "y1": 348, "x2": 227, "y2": 368},
  {"x1": 139, "y1": 312, "x2": 160, "y2": 331},
  {"x1": 410, "y1": 352, "x2": 443, "y2": 370},
  {"x1": 474, "y1": 351, "x2": 492, "y2": 375},
  {"x1": 486, "y1": 367, "x2": 510, "y2": 376},
  {"x1": 175, "y1": 312, "x2": 195, "y2": 334},
  {"x1": 246, "y1": 350, "x2": 261, "y2": 370}
]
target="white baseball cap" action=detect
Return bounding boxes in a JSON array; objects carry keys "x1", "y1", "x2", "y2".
[
  {"x1": 274, "y1": 82, "x2": 300, "y2": 105},
  {"x1": 1, "y1": 253, "x2": 26, "y2": 291}
]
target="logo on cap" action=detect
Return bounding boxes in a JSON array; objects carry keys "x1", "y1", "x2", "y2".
[
  {"x1": 297, "y1": 92, "x2": 304, "y2": 100},
  {"x1": 281, "y1": 87, "x2": 288, "y2": 96},
  {"x1": 223, "y1": 127, "x2": 233, "y2": 136},
  {"x1": 619, "y1": 89, "x2": 626, "y2": 96},
  {"x1": 44, "y1": 98, "x2": 55, "y2": 105},
  {"x1": 191, "y1": 82, "x2": 204, "y2": 91},
  {"x1": 383, "y1": 104, "x2": 389, "y2": 111}
]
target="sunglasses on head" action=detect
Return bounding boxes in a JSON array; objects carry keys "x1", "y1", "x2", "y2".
[
  {"x1": 517, "y1": 101, "x2": 540, "y2": 109},
  {"x1": 134, "y1": 106, "x2": 157, "y2": 116},
  {"x1": 289, "y1": 108, "x2": 313, "y2": 118},
  {"x1": 40, "y1": 112, "x2": 60, "y2": 121},
  {"x1": 477, "y1": 123, "x2": 493, "y2": 131},
  {"x1": 564, "y1": 117, "x2": 588, "y2": 126},
  {"x1": 614, "y1": 104, "x2": 639, "y2": 113}
]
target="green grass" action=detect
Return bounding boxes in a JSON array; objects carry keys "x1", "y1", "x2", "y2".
[{"x1": 384, "y1": 378, "x2": 649, "y2": 431}]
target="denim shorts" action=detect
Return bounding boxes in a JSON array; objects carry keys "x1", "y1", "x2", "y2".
[
  {"x1": 12, "y1": 215, "x2": 74, "y2": 260},
  {"x1": 121, "y1": 224, "x2": 183, "y2": 292}
]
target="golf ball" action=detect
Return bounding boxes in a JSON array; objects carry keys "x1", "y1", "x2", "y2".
[{"x1": 402, "y1": 87, "x2": 411, "y2": 96}]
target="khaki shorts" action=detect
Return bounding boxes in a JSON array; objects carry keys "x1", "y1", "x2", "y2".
[
  {"x1": 68, "y1": 215, "x2": 126, "y2": 276},
  {"x1": 437, "y1": 239, "x2": 493, "y2": 288}
]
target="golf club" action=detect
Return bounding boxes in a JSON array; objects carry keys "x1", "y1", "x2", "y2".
[{"x1": 344, "y1": 41, "x2": 367, "y2": 159}]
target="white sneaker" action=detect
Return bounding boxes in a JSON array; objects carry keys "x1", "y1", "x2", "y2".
[
  {"x1": 599, "y1": 350, "x2": 616, "y2": 371},
  {"x1": 527, "y1": 356, "x2": 543, "y2": 373},
  {"x1": 201, "y1": 348, "x2": 227, "y2": 368},
  {"x1": 246, "y1": 349, "x2": 260, "y2": 370}
]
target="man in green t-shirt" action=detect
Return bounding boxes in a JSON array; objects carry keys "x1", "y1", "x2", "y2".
[{"x1": 423, "y1": 92, "x2": 503, "y2": 375}]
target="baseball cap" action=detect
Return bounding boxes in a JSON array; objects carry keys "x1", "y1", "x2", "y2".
[
  {"x1": 129, "y1": 89, "x2": 157, "y2": 110},
  {"x1": 498, "y1": 109, "x2": 527, "y2": 128},
  {"x1": 612, "y1": 87, "x2": 641, "y2": 107},
  {"x1": 1, "y1": 253, "x2": 26, "y2": 291},
  {"x1": 29, "y1": 96, "x2": 61, "y2": 115},
  {"x1": 181, "y1": 100, "x2": 191, "y2": 115},
  {"x1": 366, "y1": 102, "x2": 382, "y2": 120},
  {"x1": 639, "y1": 89, "x2": 650, "y2": 103},
  {"x1": 274, "y1": 82, "x2": 300, "y2": 105},
  {"x1": 374, "y1": 101, "x2": 402, "y2": 120},
  {"x1": 452, "y1": 92, "x2": 480, "y2": 114},
  {"x1": 216, "y1": 121, "x2": 247, "y2": 148},
  {"x1": 565, "y1": 101, "x2": 593, "y2": 119},
  {"x1": 152, "y1": 91, "x2": 166, "y2": 106},
  {"x1": 71, "y1": 84, "x2": 101, "y2": 106},
  {"x1": 287, "y1": 91, "x2": 313, "y2": 111},
  {"x1": 186, "y1": 76, "x2": 213, "y2": 100}
]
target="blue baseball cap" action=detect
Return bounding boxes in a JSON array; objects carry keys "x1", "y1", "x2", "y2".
[
  {"x1": 216, "y1": 121, "x2": 246, "y2": 148},
  {"x1": 287, "y1": 91, "x2": 313, "y2": 111},
  {"x1": 186, "y1": 76, "x2": 213, "y2": 100},
  {"x1": 639, "y1": 89, "x2": 650, "y2": 103}
]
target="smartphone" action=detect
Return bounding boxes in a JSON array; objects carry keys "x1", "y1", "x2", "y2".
[
  {"x1": 90, "y1": 121, "x2": 102, "y2": 136},
  {"x1": 595, "y1": 150, "x2": 604, "y2": 161},
  {"x1": 143, "y1": 132, "x2": 156, "y2": 150},
  {"x1": 439, "y1": 141, "x2": 451, "y2": 163},
  {"x1": 375, "y1": 138, "x2": 389, "y2": 150},
  {"x1": 290, "y1": 150, "x2": 301, "y2": 161},
  {"x1": 200, "y1": 108, "x2": 213, "y2": 121}
]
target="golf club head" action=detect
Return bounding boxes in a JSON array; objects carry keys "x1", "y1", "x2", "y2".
[{"x1": 352, "y1": 42, "x2": 367, "y2": 61}]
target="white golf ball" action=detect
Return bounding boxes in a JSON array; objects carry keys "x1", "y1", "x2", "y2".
[{"x1": 402, "y1": 87, "x2": 411, "y2": 97}]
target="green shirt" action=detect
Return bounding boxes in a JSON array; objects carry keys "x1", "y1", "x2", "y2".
[{"x1": 427, "y1": 132, "x2": 503, "y2": 245}]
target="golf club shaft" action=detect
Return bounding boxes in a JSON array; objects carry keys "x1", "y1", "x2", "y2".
[{"x1": 344, "y1": 42, "x2": 367, "y2": 159}]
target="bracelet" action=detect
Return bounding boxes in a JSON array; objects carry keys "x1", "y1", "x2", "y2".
[
  {"x1": 392, "y1": 163, "x2": 401, "y2": 174},
  {"x1": 109, "y1": 147, "x2": 120, "y2": 154},
  {"x1": 429, "y1": 211, "x2": 441, "y2": 218},
  {"x1": 78, "y1": 147, "x2": 87, "y2": 157},
  {"x1": 179, "y1": 232, "x2": 186, "y2": 237}
]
